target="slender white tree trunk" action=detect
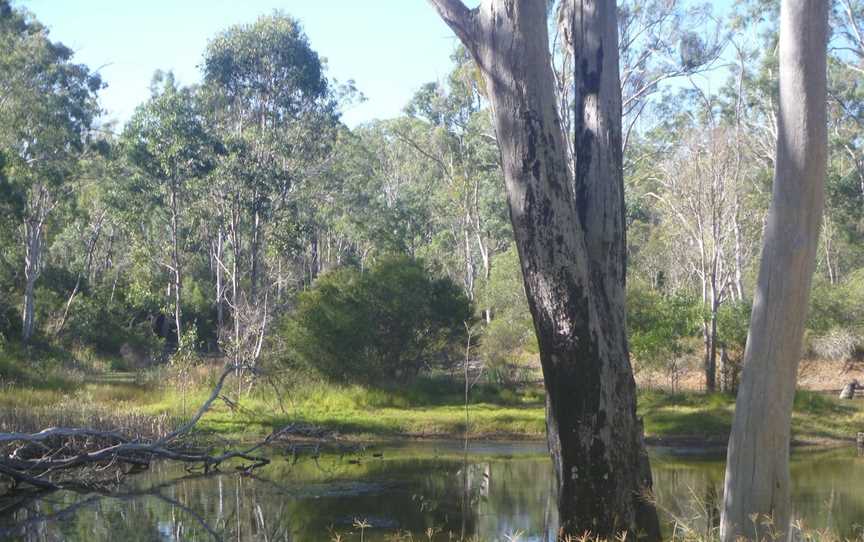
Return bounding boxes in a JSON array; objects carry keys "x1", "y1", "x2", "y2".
[
  {"x1": 170, "y1": 182, "x2": 183, "y2": 341},
  {"x1": 720, "y1": 1, "x2": 828, "y2": 539},
  {"x1": 21, "y1": 185, "x2": 50, "y2": 343},
  {"x1": 249, "y1": 203, "x2": 262, "y2": 299},
  {"x1": 463, "y1": 226, "x2": 475, "y2": 301},
  {"x1": 733, "y1": 196, "x2": 746, "y2": 300},
  {"x1": 22, "y1": 223, "x2": 42, "y2": 342},
  {"x1": 214, "y1": 228, "x2": 225, "y2": 341},
  {"x1": 230, "y1": 207, "x2": 241, "y2": 349}
]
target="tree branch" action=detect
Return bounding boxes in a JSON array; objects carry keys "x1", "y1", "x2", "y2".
[
  {"x1": 0, "y1": 364, "x2": 272, "y2": 490},
  {"x1": 427, "y1": 0, "x2": 477, "y2": 49}
]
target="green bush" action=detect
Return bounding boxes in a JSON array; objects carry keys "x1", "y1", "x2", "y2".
[
  {"x1": 716, "y1": 298, "x2": 752, "y2": 352},
  {"x1": 476, "y1": 247, "x2": 537, "y2": 384},
  {"x1": 63, "y1": 292, "x2": 158, "y2": 356},
  {"x1": 806, "y1": 271, "x2": 864, "y2": 359},
  {"x1": 808, "y1": 271, "x2": 864, "y2": 335},
  {"x1": 281, "y1": 255, "x2": 470, "y2": 384},
  {"x1": 627, "y1": 280, "x2": 701, "y2": 370}
]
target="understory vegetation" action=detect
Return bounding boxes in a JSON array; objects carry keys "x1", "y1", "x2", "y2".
[
  {"x1": 3, "y1": 350, "x2": 862, "y2": 447},
  {"x1": 1, "y1": 0, "x2": 864, "y2": 538},
  {"x1": 1, "y1": 0, "x2": 863, "y2": 449}
]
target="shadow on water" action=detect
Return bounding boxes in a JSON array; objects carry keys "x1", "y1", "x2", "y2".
[{"x1": 1, "y1": 442, "x2": 863, "y2": 541}]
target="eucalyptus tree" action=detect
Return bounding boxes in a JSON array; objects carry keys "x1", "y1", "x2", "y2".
[
  {"x1": 122, "y1": 74, "x2": 216, "y2": 342},
  {"x1": 647, "y1": 122, "x2": 763, "y2": 391},
  {"x1": 428, "y1": 0, "x2": 660, "y2": 537},
  {"x1": 721, "y1": 0, "x2": 828, "y2": 538},
  {"x1": 616, "y1": 0, "x2": 725, "y2": 137},
  {"x1": 820, "y1": 0, "x2": 864, "y2": 281},
  {"x1": 53, "y1": 139, "x2": 114, "y2": 334},
  {"x1": 203, "y1": 13, "x2": 335, "y2": 303},
  {"x1": 0, "y1": 0, "x2": 102, "y2": 342},
  {"x1": 402, "y1": 55, "x2": 510, "y2": 308},
  {"x1": 549, "y1": 0, "x2": 726, "y2": 165},
  {"x1": 350, "y1": 119, "x2": 440, "y2": 258}
]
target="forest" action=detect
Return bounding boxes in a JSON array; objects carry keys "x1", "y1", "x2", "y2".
[{"x1": 1, "y1": 0, "x2": 864, "y2": 540}]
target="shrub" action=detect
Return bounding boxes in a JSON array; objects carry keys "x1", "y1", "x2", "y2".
[
  {"x1": 475, "y1": 247, "x2": 538, "y2": 385},
  {"x1": 281, "y1": 255, "x2": 470, "y2": 384},
  {"x1": 63, "y1": 292, "x2": 159, "y2": 357},
  {"x1": 810, "y1": 327, "x2": 861, "y2": 362},
  {"x1": 808, "y1": 271, "x2": 864, "y2": 334},
  {"x1": 627, "y1": 280, "x2": 701, "y2": 389}
]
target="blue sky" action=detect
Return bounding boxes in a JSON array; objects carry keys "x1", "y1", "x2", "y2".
[{"x1": 17, "y1": 1, "x2": 475, "y2": 127}]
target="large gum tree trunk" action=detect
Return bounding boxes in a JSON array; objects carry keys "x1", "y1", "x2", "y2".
[
  {"x1": 720, "y1": 1, "x2": 828, "y2": 539},
  {"x1": 429, "y1": 0, "x2": 660, "y2": 537}
]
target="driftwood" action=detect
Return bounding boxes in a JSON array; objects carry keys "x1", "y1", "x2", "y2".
[{"x1": 0, "y1": 364, "x2": 272, "y2": 492}]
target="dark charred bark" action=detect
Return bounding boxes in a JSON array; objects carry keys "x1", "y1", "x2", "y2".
[{"x1": 428, "y1": 0, "x2": 659, "y2": 538}]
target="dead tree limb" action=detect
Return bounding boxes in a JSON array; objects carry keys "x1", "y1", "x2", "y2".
[{"x1": 0, "y1": 363, "x2": 271, "y2": 491}]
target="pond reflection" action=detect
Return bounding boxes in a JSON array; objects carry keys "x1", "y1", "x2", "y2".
[{"x1": 1, "y1": 442, "x2": 862, "y2": 541}]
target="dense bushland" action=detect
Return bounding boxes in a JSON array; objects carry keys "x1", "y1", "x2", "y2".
[{"x1": 0, "y1": 0, "x2": 862, "y2": 393}]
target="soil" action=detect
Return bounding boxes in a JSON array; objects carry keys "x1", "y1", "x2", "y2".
[{"x1": 635, "y1": 357, "x2": 864, "y2": 395}]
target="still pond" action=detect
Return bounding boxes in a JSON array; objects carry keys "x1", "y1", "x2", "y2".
[{"x1": 1, "y1": 441, "x2": 862, "y2": 541}]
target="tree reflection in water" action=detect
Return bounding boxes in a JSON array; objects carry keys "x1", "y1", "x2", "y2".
[{"x1": 0, "y1": 443, "x2": 862, "y2": 541}]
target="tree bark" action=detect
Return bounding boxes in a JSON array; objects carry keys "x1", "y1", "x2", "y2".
[
  {"x1": 733, "y1": 195, "x2": 746, "y2": 300},
  {"x1": 21, "y1": 185, "x2": 50, "y2": 343},
  {"x1": 214, "y1": 228, "x2": 225, "y2": 342},
  {"x1": 170, "y1": 181, "x2": 183, "y2": 341},
  {"x1": 429, "y1": 1, "x2": 659, "y2": 537},
  {"x1": 309, "y1": 229, "x2": 319, "y2": 283},
  {"x1": 720, "y1": 1, "x2": 828, "y2": 539},
  {"x1": 22, "y1": 223, "x2": 41, "y2": 342},
  {"x1": 703, "y1": 292, "x2": 719, "y2": 393},
  {"x1": 229, "y1": 204, "x2": 242, "y2": 349},
  {"x1": 249, "y1": 203, "x2": 262, "y2": 300}
]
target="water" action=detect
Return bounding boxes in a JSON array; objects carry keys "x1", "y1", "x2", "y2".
[{"x1": 1, "y1": 441, "x2": 862, "y2": 541}]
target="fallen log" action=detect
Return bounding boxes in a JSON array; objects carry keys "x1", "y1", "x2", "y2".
[{"x1": 0, "y1": 363, "x2": 271, "y2": 492}]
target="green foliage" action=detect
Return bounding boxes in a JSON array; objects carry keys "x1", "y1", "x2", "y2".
[
  {"x1": 62, "y1": 293, "x2": 157, "y2": 356},
  {"x1": 476, "y1": 247, "x2": 537, "y2": 384},
  {"x1": 806, "y1": 272, "x2": 864, "y2": 359},
  {"x1": 808, "y1": 271, "x2": 864, "y2": 335},
  {"x1": 627, "y1": 280, "x2": 701, "y2": 369},
  {"x1": 0, "y1": 3, "x2": 102, "y2": 198},
  {"x1": 281, "y1": 256, "x2": 470, "y2": 384},
  {"x1": 203, "y1": 12, "x2": 328, "y2": 117},
  {"x1": 122, "y1": 77, "x2": 216, "y2": 187},
  {"x1": 716, "y1": 299, "x2": 752, "y2": 352}
]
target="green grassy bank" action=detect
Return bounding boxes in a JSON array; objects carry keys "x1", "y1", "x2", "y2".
[{"x1": 2, "y1": 358, "x2": 862, "y2": 446}]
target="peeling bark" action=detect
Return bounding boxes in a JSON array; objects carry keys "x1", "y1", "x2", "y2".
[{"x1": 428, "y1": 0, "x2": 659, "y2": 537}]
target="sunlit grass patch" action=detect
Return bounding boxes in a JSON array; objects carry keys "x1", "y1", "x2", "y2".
[{"x1": 2, "y1": 365, "x2": 862, "y2": 445}]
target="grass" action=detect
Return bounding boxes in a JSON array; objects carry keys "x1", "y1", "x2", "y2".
[
  {"x1": 1, "y1": 352, "x2": 863, "y2": 444},
  {"x1": 134, "y1": 376, "x2": 549, "y2": 439},
  {"x1": 637, "y1": 389, "x2": 864, "y2": 445}
]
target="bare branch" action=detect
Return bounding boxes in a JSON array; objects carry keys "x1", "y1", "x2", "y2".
[
  {"x1": 0, "y1": 364, "x2": 271, "y2": 491},
  {"x1": 427, "y1": 0, "x2": 478, "y2": 49}
]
